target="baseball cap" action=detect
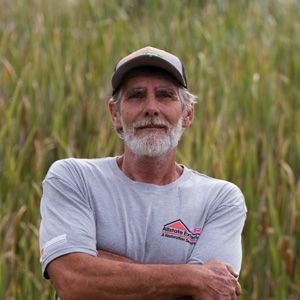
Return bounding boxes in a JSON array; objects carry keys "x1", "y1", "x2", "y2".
[{"x1": 112, "y1": 46, "x2": 187, "y2": 95}]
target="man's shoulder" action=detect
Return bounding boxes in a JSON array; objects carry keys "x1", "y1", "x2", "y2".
[
  {"x1": 187, "y1": 167, "x2": 236, "y2": 188},
  {"x1": 44, "y1": 157, "x2": 115, "y2": 180},
  {"x1": 186, "y1": 167, "x2": 245, "y2": 208}
]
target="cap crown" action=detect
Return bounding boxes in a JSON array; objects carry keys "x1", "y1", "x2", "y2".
[{"x1": 112, "y1": 46, "x2": 187, "y2": 95}]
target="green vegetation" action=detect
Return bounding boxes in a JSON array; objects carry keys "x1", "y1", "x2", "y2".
[{"x1": 0, "y1": 0, "x2": 299, "y2": 299}]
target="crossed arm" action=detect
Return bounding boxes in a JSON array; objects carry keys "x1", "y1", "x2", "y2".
[{"x1": 47, "y1": 250, "x2": 241, "y2": 300}]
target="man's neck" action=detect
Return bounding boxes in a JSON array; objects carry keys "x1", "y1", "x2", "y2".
[{"x1": 117, "y1": 148, "x2": 183, "y2": 185}]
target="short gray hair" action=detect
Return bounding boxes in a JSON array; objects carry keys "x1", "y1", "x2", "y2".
[{"x1": 178, "y1": 87, "x2": 198, "y2": 111}]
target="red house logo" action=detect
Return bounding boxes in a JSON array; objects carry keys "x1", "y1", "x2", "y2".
[{"x1": 161, "y1": 219, "x2": 201, "y2": 245}]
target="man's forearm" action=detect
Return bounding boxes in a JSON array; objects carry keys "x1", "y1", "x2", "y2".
[
  {"x1": 97, "y1": 250, "x2": 192, "y2": 300},
  {"x1": 97, "y1": 249, "x2": 136, "y2": 263},
  {"x1": 48, "y1": 252, "x2": 241, "y2": 300},
  {"x1": 48, "y1": 253, "x2": 196, "y2": 300}
]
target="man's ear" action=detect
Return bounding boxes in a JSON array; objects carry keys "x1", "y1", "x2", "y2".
[
  {"x1": 108, "y1": 98, "x2": 122, "y2": 130},
  {"x1": 182, "y1": 105, "x2": 194, "y2": 128}
]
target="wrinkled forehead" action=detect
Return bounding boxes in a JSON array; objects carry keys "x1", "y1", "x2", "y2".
[{"x1": 119, "y1": 66, "x2": 180, "y2": 91}]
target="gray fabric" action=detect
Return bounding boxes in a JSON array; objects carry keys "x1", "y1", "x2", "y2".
[{"x1": 39, "y1": 157, "x2": 247, "y2": 278}]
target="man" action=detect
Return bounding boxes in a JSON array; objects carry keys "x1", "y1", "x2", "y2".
[{"x1": 39, "y1": 46, "x2": 247, "y2": 299}]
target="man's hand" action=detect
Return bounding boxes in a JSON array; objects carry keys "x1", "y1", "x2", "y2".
[{"x1": 192, "y1": 260, "x2": 241, "y2": 299}]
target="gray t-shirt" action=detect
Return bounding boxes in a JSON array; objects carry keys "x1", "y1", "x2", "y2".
[{"x1": 39, "y1": 157, "x2": 247, "y2": 278}]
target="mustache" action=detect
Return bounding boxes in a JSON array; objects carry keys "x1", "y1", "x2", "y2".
[{"x1": 133, "y1": 118, "x2": 171, "y2": 129}]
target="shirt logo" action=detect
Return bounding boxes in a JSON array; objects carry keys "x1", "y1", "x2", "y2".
[
  {"x1": 161, "y1": 219, "x2": 201, "y2": 245},
  {"x1": 40, "y1": 234, "x2": 67, "y2": 262}
]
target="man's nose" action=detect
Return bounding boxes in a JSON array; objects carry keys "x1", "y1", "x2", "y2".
[{"x1": 143, "y1": 94, "x2": 159, "y2": 117}]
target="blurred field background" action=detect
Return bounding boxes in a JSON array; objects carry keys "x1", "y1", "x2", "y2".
[{"x1": 0, "y1": 0, "x2": 299, "y2": 299}]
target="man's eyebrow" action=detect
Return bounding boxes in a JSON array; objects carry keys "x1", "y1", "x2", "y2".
[
  {"x1": 125, "y1": 87, "x2": 146, "y2": 96},
  {"x1": 155, "y1": 87, "x2": 177, "y2": 92}
]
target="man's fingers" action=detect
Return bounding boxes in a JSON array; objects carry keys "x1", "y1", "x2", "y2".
[
  {"x1": 199, "y1": 261, "x2": 242, "y2": 299},
  {"x1": 235, "y1": 281, "x2": 242, "y2": 296},
  {"x1": 225, "y1": 264, "x2": 239, "y2": 278},
  {"x1": 224, "y1": 265, "x2": 242, "y2": 296}
]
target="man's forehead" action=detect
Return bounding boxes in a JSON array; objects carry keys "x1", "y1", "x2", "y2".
[
  {"x1": 123, "y1": 73, "x2": 179, "y2": 91},
  {"x1": 119, "y1": 67, "x2": 179, "y2": 90}
]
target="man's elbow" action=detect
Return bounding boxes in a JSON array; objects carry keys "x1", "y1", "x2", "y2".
[
  {"x1": 47, "y1": 264, "x2": 83, "y2": 300},
  {"x1": 49, "y1": 273, "x2": 74, "y2": 300},
  {"x1": 51, "y1": 273, "x2": 85, "y2": 300}
]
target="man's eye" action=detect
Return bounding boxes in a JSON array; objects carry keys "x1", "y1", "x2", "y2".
[
  {"x1": 127, "y1": 90, "x2": 145, "y2": 99},
  {"x1": 131, "y1": 93, "x2": 143, "y2": 98},
  {"x1": 157, "y1": 90, "x2": 176, "y2": 99}
]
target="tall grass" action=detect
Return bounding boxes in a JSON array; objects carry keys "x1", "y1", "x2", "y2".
[{"x1": 0, "y1": 0, "x2": 299, "y2": 299}]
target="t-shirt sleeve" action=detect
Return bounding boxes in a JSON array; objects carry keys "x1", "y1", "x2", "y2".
[
  {"x1": 187, "y1": 183, "x2": 247, "y2": 274},
  {"x1": 39, "y1": 160, "x2": 97, "y2": 279}
]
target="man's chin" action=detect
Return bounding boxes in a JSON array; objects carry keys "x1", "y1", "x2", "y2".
[
  {"x1": 125, "y1": 138, "x2": 172, "y2": 158},
  {"x1": 130, "y1": 149, "x2": 170, "y2": 158}
]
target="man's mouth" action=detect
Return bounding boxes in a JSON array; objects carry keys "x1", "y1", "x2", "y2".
[{"x1": 136, "y1": 124, "x2": 167, "y2": 130}]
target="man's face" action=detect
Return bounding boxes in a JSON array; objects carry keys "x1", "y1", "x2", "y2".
[{"x1": 110, "y1": 74, "x2": 192, "y2": 157}]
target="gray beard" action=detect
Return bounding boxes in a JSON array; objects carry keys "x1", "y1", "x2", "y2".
[{"x1": 121, "y1": 117, "x2": 184, "y2": 157}]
